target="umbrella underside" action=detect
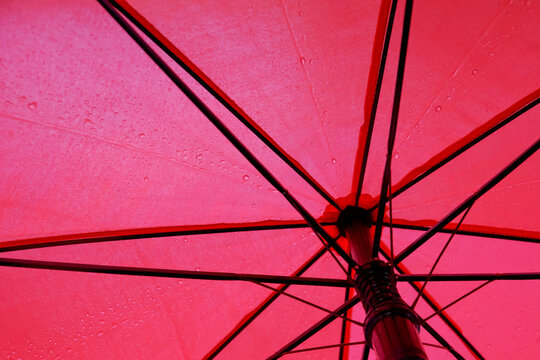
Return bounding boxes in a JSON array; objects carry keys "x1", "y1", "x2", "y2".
[{"x1": 1, "y1": 0, "x2": 539, "y2": 359}]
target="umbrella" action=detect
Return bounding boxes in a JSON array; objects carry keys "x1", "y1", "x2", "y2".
[{"x1": 1, "y1": 0, "x2": 538, "y2": 358}]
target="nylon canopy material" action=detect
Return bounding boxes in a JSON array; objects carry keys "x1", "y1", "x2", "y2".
[{"x1": 1, "y1": 0, "x2": 539, "y2": 359}]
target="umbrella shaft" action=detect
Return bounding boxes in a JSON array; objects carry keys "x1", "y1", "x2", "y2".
[
  {"x1": 371, "y1": 316, "x2": 427, "y2": 360},
  {"x1": 346, "y1": 219, "x2": 374, "y2": 266},
  {"x1": 339, "y1": 207, "x2": 428, "y2": 360}
]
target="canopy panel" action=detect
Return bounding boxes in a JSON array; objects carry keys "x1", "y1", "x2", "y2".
[{"x1": 0, "y1": 0, "x2": 538, "y2": 359}]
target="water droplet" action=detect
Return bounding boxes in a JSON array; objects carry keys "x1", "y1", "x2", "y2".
[
  {"x1": 488, "y1": 52, "x2": 495, "y2": 57},
  {"x1": 251, "y1": 203, "x2": 257, "y2": 208},
  {"x1": 195, "y1": 154, "x2": 203, "y2": 161},
  {"x1": 309, "y1": 59, "x2": 314, "y2": 65},
  {"x1": 298, "y1": 11, "x2": 304, "y2": 16},
  {"x1": 138, "y1": 133, "x2": 145, "y2": 138},
  {"x1": 435, "y1": 105, "x2": 442, "y2": 112},
  {"x1": 393, "y1": 153, "x2": 399, "y2": 159},
  {"x1": 300, "y1": 57, "x2": 306, "y2": 65},
  {"x1": 331, "y1": 158, "x2": 337, "y2": 164},
  {"x1": 143, "y1": 176, "x2": 148, "y2": 182},
  {"x1": 242, "y1": 174, "x2": 250, "y2": 181},
  {"x1": 97, "y1": 332, "x2": 104, "y2": 337},
  {"x1": 195, "y1": 267, "x2": 201, "y2": 272},
  {"x1": 322, "y1": 110, "x2": 328, "y2": 115},
  {"x1": 27, "y1": 102, "x2": 37, "y2": 110},
  {"x1": 472, "y1": 68, "x2": 478, "y2": 75},
  {"x1": 84, "y1": 118, "x2": 94, "y2": 127},
  {"x1": 321, "y1": 89, "x2": 326, "y2": 94}
]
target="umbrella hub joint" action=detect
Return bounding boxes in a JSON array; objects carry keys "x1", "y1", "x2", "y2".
[{"x1": 337, "y1": 205, "x2": 373, "y2": 235}]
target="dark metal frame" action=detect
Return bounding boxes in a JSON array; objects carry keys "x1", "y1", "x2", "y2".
[
  {"x1": 1, "y1": 0, "x2": 538, "y2": 359},
  {"x1": 354, "y1": 0, "x2": 398, "y2": 204},
  {"x1": 394, "y1": 138, "x2": 540, "y2": 265},
  {"x1": 382, "y1": 221, "x2": 540, "y2": 244},
  {"x1": 97, "y1": 0, "x2": 358, "y2": 270},
  {"x1": 372, "y1": 0, "x2": 414, "y2": 258},
  {"x1": 107, "y1": 0, "x2": 342, "y2": 211},
  {"x1": 203, "y1": 246, "x2": 329, "y2": 359},
  {"x1": 0, "y1": 221, "x2": 337, "y2": 253},
  {"x1": 370, "y1": 94, "x2": 540, "y2": 213},
  {"x1": 0, "y1": 257, "x2": 350, "y2": 287}
]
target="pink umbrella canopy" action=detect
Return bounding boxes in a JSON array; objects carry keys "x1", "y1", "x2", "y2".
[{"x1": 1, "y1": 0, "x2": 539, "y2": 359}]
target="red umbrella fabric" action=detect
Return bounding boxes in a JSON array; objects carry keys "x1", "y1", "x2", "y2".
[{"x1": 1, "y1": 0, "x2": 539, "y2": 359}]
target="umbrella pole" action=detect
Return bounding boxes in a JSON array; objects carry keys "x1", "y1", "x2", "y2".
[{"x1": 338, "y1": 207, "x2": 428, "y2": 360}]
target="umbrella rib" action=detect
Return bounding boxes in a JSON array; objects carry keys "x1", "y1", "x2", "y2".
[
  {"x1": 203, "y1": 246, "x2": 327, "y2": 360},
  {"x1": 423, "y1": 342, "x2": 449, "y2": 350},
  {"x1": 419, "y1": 320, "x2": 465, "y2": 360},
  {"x1": 397, "y1": 272, "x2": 540, "y2": 282},
  {"x1": 382, "y1": 221, "x2": 540, "y2": 244},
  {"x1": 0, "y1": 257, "x2": 351, "y2": 287},
  {"x1": 249, "y1": 280, "x2": 364, "y2": 328},
  {"x1": 394, "y1": 138, "x2": 540, "y2": 265},
  {"x1": 424, "y1": 280, "x2": 493, "y2": 322},
  {"x1": 107, "y1": 0, "x2": 340, "y2": 211},
  {"x1": 389, "y1": 168, "x2": 396, "y2": 264},
  {"x1": 282, "y1": 341, "x2": 366, "y2": 356},
  {"x1": 321, "y1": 234, "x2": 350, "y2": 276},
  {"x1": 411, "y1": 205, "x2": 472, "y2": 309},
  {"x1": 97, "y1": 0, "x2": 358, "y2": 269},
  {"x1": 0, "y1": 221, "x2": 337, "y2": 253},
  {"x1": 361, "y1": 344, "x2": 370, "y2": 360},
  {"x1": 354, "y1": 0, "x2": 398, "y2": 203},
  {"x1": 373, "y1": 0, "x2": 414, "y2": 258},
  {"x1": 267, "y1": 296, "x2": 362, "y2": 359},
  {"x1": 338, "y1": 265, "x2": 353, "y2": 360},
  {"x1": 381, "y1": 249, "x2": 484, "y2": 359},
  {"x1": 370, "y1": 93, "x2": 540, "y2": 212}
]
